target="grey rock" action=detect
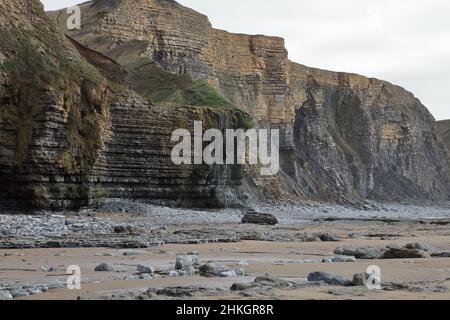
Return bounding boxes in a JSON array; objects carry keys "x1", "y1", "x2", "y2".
[
  {"x1": 220, "y1": 270, "x2": 237, "y2": 278},
  {"x1": 432, "y1": 251, "x2": 450, "y2": 258},
  {"x1": 332, "y1": 256, "x2": 356, "y2": 263},
  {"x1": 139, "y1": 274, "x2": 152, "y2": 280},
  {"x1": 175, "y1": 255, "x2": 199, "y2": 270},
  {"x1": 199, "y1": 263, "x2": 227, "y2": 277},
  {"x1": 27, "y1": 289, "x2": 43, "y2": 295},
  {"x1": 307, "y1": 272, "x2": 353, "y2": 286},
  {"x1": 330, "y1": 276, "x2": 354, "y2": 287},
  {"x1": 230, "y1": 283, "x2": 254, "y2": 291},
  {"x1": 253, "y1": 274, "x2": 290, "y2": 288},
  {"x1": 168, "y1": 271, "x2": 179, "y2": 277},
  {"x1": 405, "y1": 242, "x2": 437, "y2": 253},
  {"x1": 137, "y1": 265, "x2": 154, "y2": 274},
  {"x1": 386, "y1": 243, "x2": 401, "y2": 249},
  {"x1": 319, "y1": 233, "x2": 341, "y2": 242},
  {"x1": 242, "y1": 212, "x2": 278, "y2": 225},
  {"x1": 322, "y1": 258, "x2": 333, "y2": 264},
  {"x1": 123, "y1": 251, "x2": 144, "y2": 256},
  {"x1": 94, "y1": 263, "x2": 114, "y2": 272},
  {"x1": 334, "y1": 246, "x2": 357, "y2": 256},
  {"x1": 11, "y1": 289, "x2": 29, "y2": 298},
  {"x1": 354, "y1": 246, "x2": 384, "y2": 259},
  {"x1": 308, "y1": 271, "x2": 334, "y2": 283},
  {"x1": 353, "y1": 273, "x2": 371, "y2": 287},
  {"x1": 0, "y1": 290, "x2": 13, "y2": 300},
  {"x1": 383, "y1": 248, "x2": 431, "y2": 259},
  {"x1": 234, "y1": 268, "x2": 245, "y2": 276}
]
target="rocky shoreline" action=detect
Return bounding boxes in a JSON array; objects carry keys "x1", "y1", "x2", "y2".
[{"x1": 1, "y1": 201, "x2": 450, "y2": 300}]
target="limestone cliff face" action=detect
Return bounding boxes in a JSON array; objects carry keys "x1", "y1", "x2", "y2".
[
  {"x1": 48, "y1": 0, "x2": 450, "y2": 203},
  {"x1": 0, "y1": 0, "x2": 246, "y2": 209}
]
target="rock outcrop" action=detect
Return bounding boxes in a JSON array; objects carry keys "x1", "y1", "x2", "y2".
[
  {"x1": 0, "y1": 0, "x2": 247, "y2": 209},
  {"x1": 47, "y1": 0, "x2": 450, "y2": 204},
  {"x1": 437, "y1": 120, "x2": 450, "y2": 156}
]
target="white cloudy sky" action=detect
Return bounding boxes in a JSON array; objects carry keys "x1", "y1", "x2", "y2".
[{"x1": 42, "y1": 0, "x2": 450, "y2": 120}]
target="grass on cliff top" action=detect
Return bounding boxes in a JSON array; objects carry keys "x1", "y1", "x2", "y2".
[{"x1": 122, "y1": 58, "x2": 234, "y2": 108}]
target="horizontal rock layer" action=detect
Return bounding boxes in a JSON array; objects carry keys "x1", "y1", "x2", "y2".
[
  {"x1": 0, "y1": 0, "x2": 245, "y2": 209},
  {"x1": 48, "y1": 0, "x2": 450, "y2": 203}
]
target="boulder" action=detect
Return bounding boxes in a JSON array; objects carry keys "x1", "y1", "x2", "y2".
[
  {"x1": 242, "y1": 212, "x2": 278, "y2": 225},
  {"x1": 352, "y1": 273, "x2": 371, "y2": 287},
  {"x1": 0, "y1": 290, "x2": 13, "y2": 300},
  {"x1": 175, "y1": 255, "x2": 199, "y2": 270},
  {"x1": 199, "y1": 263, "x2": 227, "y2": 277},
  {"x1": 307, "y1": 272, "x2": 353, "y2": 286},
  {"x1": 230, "y1": 283, "x2": 254, "y2": 291},
  {"x1": 405, "y1": 242, "x2": 437, "y2": 253},
  {"x1": 137, "y1": 265, "x2": 154, "y2": 274},
  {"x1": 94, "y1": 263, "x2": 114, "y2": 272},
  {"x1": 253, "y1": 274, "x2": 291, "y2": 288},
  {"x1": 332, "y1": 256, "x2": 357, "y2": 263},
  {"x1": 319, "y1": 233, "x2": 341, "y2": 242},
  {"x1": 354, "y1": 246, "x2": 384, "y2": 259},
  {"x1": 307, "y1": 271, "x2": 333, "y2": 283},
  {"x1": 383, "y1": 248, "x2": 431, "y2": 259}
]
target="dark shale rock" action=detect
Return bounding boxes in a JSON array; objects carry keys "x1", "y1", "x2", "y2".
[{"x1": 242, "y1": 212, "x2": 279, "y2": 225}]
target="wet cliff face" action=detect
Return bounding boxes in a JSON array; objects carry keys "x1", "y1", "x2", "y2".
[
  {"x1": 0, "y1": 0, "x2": 247, "y2": 209},
  {"x1": 48, "y1": 0, "x2": 450, "y2": 204}
]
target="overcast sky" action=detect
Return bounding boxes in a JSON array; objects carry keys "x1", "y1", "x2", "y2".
[{"x1": 42, "y1": 0, "x2": 450, "y2": 120}]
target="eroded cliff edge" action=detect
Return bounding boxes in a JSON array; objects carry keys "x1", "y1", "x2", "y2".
[
  {"x1": 0, "y1": 0, "x2": 248, "y2": 210},
  {"x1": 47, "y1": 0, "x2": 450, "y2": 205}
]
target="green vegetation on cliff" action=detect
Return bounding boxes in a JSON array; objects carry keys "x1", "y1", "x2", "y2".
[{"x1": 122, "y1": 58, "x2": 234, "y2": 108}]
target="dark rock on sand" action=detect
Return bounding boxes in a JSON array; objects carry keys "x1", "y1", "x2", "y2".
[
  {"x1": 383, "y1": 248, "x2": 431, "y2": 259},
  {"x1": 242, "y1": 212, "x2": 278, "y2": 225},
  {"x1": 95, "y1": 263, "x2": 114, "y2": 272}
]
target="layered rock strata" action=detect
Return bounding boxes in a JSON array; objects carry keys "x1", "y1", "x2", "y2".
[{"x1": 48, "y1": 0, "x2": 450, "y2": 203}]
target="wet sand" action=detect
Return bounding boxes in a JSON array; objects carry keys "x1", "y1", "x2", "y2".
[{"x1": 1, "y1": 218, "x2": 450, "y2": 300}]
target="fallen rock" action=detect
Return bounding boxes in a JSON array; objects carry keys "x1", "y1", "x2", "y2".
[
  {"x1": 334, "y1": 246, "x2": 357, "y2": 256},
  {"x1": 383, "y1": 248, "x2": 431, "y2": 259},
  {"x1": 242, "y1": 212, "x2": 278, "y2": 225},
  {"x1": 137, "y1": 265, "x2": 154, "y2": 274},
  {"x1": 123, "y1": 251, "x2": 144, "y2": 256},
  {"x1": 354, "y1": 246, "x2": 384, "y2": 259},
  {"x1": 432, "y1": 252, "x2": 450, "y2": 258},
  {"x1": 322, "y1": 258, "x2": 333, "y2": 264},
  {"x1": 331, "y1": 256, "x2": 357, "y2": 263},
  {"x1": 175, "y1": 255, "x2": 199, "y2": 270},
  {"x1": 10, "y1": 289, "x2": 29, "y2": 298},
  {"x1": 235, "y1": 268, "x2": 245, "y2": 276},
  {"x1": 230, "y1": 283, "x2": 254, "y2": 291},
  {"x1": 307, "y1": 271, "x2": 333, "y2": 283},
  {"x1": 156, "y1": 286, "x2": 204, "y2": 298},
  {"x1": 352, "y1": 273, "x2": 371, "y2": 287},
  {"x1": 318, "y1": 233, "x2": 341, "y2": 242},
  {"x1": 220, "y1": 270, "x2": 238, "y2": 278},
  {"x1": 95, "y1": 263, "x2": 114, "y2": 272},
  {"x1": 253, "y1": 274, "x2": 290, "y2": 288},
  {"x1": 199, "y1": 263, "x2": 227, "y2": 277},
  {"x1": 331, "y1": 276, "x2": 354, "y2": 287},
  {"x1": 113, "y1": 225, "x2": 140, "y2": 235},
  {"x1": 0, "y1": 290, "x2": 13, "y2": 300},
  {"x1": 405, "y1": 242, "x2": 437, "y2": 253},
  {"x1": 307, "y1": 272, "x2": 353, "y2": 287}
]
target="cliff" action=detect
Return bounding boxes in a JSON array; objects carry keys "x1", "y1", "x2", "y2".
[
  {"x1": 47, "y1": 0, "x2": 450, "y2": 204},
  {"x1": 0, "y1": 0, "x2": 248, "y2": 209}
]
